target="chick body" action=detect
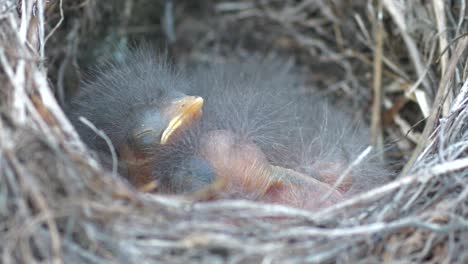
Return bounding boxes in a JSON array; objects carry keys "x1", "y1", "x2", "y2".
[{"x1": 189, "y1": 56, "x2": 392, "y2": 201}]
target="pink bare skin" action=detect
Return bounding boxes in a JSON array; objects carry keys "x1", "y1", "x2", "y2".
[{"x1": 199, "y1": 130, "x2": 344, "y2": 210}]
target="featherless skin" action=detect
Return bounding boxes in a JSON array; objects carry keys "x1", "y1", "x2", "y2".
[{"x1": 68, "y1": 47, "x2": 393, "y2": 209}]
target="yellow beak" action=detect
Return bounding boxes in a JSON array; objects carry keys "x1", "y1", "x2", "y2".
[{"x1": 160, "y1": 96, "x2": 204, "y2": 144}]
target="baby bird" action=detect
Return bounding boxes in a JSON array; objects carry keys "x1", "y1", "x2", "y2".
[
  {"x1": 68, "y1": 48, "x2": 392, "y2": 209},
  {"x1": 67, "y1": 50, "x2": 206, "y2": 189},
  {"x1": 185, "y1": 57, "x2": 391, "y2": 208}
]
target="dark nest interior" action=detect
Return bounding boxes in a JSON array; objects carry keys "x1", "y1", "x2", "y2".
[{"x1": 1, "y1": 0, "x2": 467, "y2": 263}]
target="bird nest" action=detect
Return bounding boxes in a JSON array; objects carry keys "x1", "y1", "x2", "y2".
[{"x1": 0, "y1": 0, "x2": 467, "y2": 263}]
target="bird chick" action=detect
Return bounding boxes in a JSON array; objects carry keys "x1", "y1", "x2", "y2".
[
  {"x1": 67, "y1": 49, "x2": 206, "y2": 189},
  {"x1": 68, "y1": 48, "x2": 393, "y2": 210},
  {"x1": 188, "y1": 56, "x2": 393, "y2": 202}
]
